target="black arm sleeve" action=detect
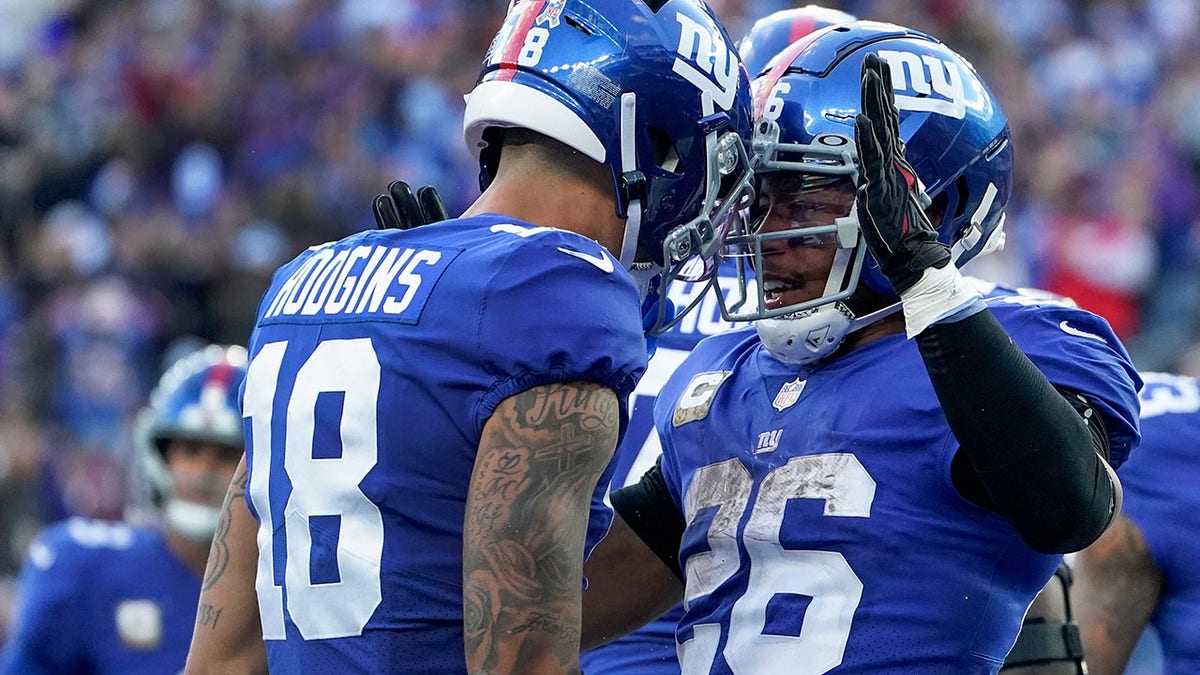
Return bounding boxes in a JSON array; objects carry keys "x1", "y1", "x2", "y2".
[
  {"x1": 916, "y1": 309, "x2": 1118, "y2": 554},
  {"x1": 610, "y1": 457, "x2": 686, "y2": 581}
]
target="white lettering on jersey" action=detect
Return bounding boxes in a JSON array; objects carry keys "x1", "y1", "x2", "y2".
[
  {"x1": 877, "y1": 49, "x2": 966, "y2": 119},
  {"x1": 674, "y1": 12, "x2": 740, "y2": 111},
  {"x1": 301, "y1": 249, "x2": 350, "y2": 315},
  {"x1": 385, "y1": 250, "x2": 443, "y2": 314},
  {"x1": 557, "y1": 246, "x2": 614, "y2": 274},
  {"x1": 1139, "y1": 372, "x2": 1200, "y2": 418},
  {"x1": 673, "y1": 370, "x2": 733, "y2": 427},
  {"x1": 265, "y1": 245, "x2": 445, "y2": 319}
]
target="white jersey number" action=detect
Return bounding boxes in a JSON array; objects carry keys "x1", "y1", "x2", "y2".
[
  {"x1": 1139, "y1": 371, "x2": 1200, "y2": 419},
  {"x1": 680, "y1": 453, "x2": 877, "y2": 675},
  {"x1": 244, "y1": 339, "x2": 384, "y2": 640}
]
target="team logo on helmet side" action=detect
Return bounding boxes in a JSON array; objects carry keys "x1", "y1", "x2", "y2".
[
  {"x1": 877, "y1": 49, "x2": 966, "y2": 119},
  {"x1": 673, "y1": 12, "x2": 742, "y2": 111}
]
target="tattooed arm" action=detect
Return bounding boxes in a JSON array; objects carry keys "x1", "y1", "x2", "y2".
[
  {"x1": 463, "y1": 381, "x2": 620, "y2": 675},
  {"x1": 184, "y1": 455, "x2": 268, "y2": 675},
  {"x1": 1071, "y1": 514, "x2": 1163, "y2": 675}
]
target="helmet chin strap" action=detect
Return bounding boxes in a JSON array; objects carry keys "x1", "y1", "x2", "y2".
[
  {"x1": 617, "y1": 92, "x2": 641, "y2": 270},
  {"x1": 756, "y1": 299, "x2": 901, "y2": 365},
  {"x1": 164, "y1": 498, "x2": 221, "y2": 542}
]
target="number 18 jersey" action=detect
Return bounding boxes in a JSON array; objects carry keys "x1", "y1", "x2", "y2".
[
  {"x1": 654, "y1": 288, "x2": 1140, "y2": 674},
  {"x1": 242, "y1": 215, "x2": 646, "y2": 673}
]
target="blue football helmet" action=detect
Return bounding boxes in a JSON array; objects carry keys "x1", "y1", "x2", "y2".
[
  {"x1": 738, "y1": 5, "x2": 857, "y2": 78},
  {"x1": 463, "y1": 0, "x2": 756, "y2": 333},
  {"x1": 137, "y1": 344, "x2": 247, "y2": 539},
  {"x1": 719, "y1": 21, "x2": 1013, "y2": 362}
]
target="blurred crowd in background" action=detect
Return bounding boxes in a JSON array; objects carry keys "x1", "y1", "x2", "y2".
[{"x1": 0, "y1": 0, "x2": 1198, "y2": 643}]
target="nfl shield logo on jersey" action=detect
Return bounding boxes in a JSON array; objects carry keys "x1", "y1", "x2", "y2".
[{"x1": 772, "y1": 378, "x2": 806, "y2": 411}]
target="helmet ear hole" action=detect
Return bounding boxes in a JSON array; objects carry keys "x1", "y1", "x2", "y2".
[
  {"x1": 929, "y1": 190, "x2": 951, "y2": 230},
  {"x1": 952, "y1": 175, "x2": 970, "y2": 221},
  {"x1": 478, "y1": 128, "x2": 505, "y2": 191},
  {"x1": 649, "y1": 127, "x2": 682, "y2": 174}
]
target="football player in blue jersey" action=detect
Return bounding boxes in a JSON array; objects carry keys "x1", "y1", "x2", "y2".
[
  {"x1": 1068, "y1": 371, "x2": 1200, "y2": 675},
  {"x1": 579, "y1": 261, "x2": 742, "y2": 675},
  {"x1": 580, "y1": 7, "x2": 856, "y2": 674},
  {"x1": 184, "y1": 1, "x2": 755, "y2": 673},
  {"x1": 581, "y1": 22, "x2": 1141, "y2": 673},
  {"x1": 0, "y1": 345, "x2": 246, "y2": 675}
]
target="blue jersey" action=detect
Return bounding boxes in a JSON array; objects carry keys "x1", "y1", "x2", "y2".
[
  {"x1": 1119, "y1": 372, "x2": 1200, "y2": 674},
  {"x1": 582, "y1": 264, "x2": 741, "y2": 675},
  {"x1": 242, "y1": 215, "x2": 646, "y2": 673},
  {"x1": 653, "y1": 287, "x2": 1140, "y2": 674},
  {"x1": 0, "y1": 519, "x2": 200, "y2": 675}
]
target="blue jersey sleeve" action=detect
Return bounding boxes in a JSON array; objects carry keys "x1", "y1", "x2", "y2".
[
  {"x1": 473, "y1": 230, "x2": 647, "y2": 562},
  {"x1": 986, "y1": 295, "x2": 1142, "y2": 468},
  {"x1": 0, "y1": 525, "x2": 87, "y2": 675},
  {"x1": 472, "y1": 231, "x2": 647, "y2": 431}
]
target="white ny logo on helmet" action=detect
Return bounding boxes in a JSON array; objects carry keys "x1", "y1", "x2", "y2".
[
  {"x1": 877, "y1": 49, "x2": 966, "y2": 119},
  {"x1": 673, "y1": 12, "x2": 740, "y2": 111}
]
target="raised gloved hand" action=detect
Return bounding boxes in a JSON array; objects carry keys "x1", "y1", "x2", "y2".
[
  {"x1": 853, "y1": 53, "x2": 951, "y2": 295},
  {"x1": 373, "y1": 181, "x2": 449, "y2": 230},
  {"x1": 853, "y1": 53, "x2": 980, "y2": 337}
]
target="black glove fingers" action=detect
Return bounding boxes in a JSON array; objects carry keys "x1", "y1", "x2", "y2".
[
  {"x1": 417, "y1": 185, "x2": 449, "y2": 224},
  {"x1": 860, "y1": 53, "x2": 875, "y2": 120},
  {"x1": 867, "y1": 70, "x2": 898, "y2": 163},
  {"x1": 876, "y1": 57, "x2": 902, "y2": 149},
  {"x1": 387, "y1": 181, "x2": 425, "y2": 230},
  {"x1": 854, "y1": 114, "x2": 881, "y2": 186},
  {"x1": 373, "y1": 194, "x2": 402, "y2": 230}
]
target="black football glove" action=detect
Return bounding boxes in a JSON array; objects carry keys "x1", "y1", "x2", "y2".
[
  {"x1": 373, "y1": 181, "x2": 449, "y2": 230},
  {"x1": 853, "y1": 53, "x2": 952, "y2": 295}
]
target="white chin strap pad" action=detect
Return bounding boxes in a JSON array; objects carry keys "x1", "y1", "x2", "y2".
[{"x1": 755, "y1": 303, "x2": 854, "y2": 365}]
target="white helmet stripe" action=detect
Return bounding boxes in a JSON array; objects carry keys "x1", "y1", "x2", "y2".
[{"x1": 462, "y1": 80, "x2": 606, "y2": 163}]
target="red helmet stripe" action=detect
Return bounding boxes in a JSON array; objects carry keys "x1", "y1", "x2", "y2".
[
  {"x1": 495, "y1": 1, "x2": 548, "y2": 82},
  {"x1": 204, "y1": 360, "x2": 235, "y2": 391},
  {"x1": 789, "y1": 18, "x2": 818, "y2": 45},
  {"x1": 752, "y1": 31, "x2": 822, "y2": 116}
]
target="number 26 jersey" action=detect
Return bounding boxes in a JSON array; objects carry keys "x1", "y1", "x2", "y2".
[{"x1": 654, "y1": 288, "x2": 1140, "y2": 674}]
